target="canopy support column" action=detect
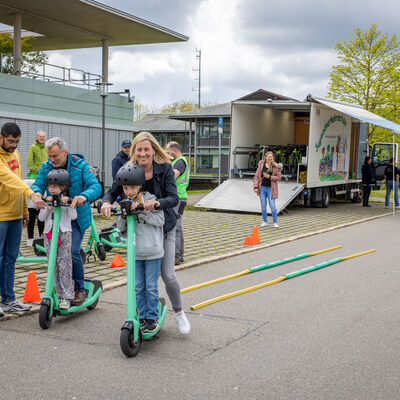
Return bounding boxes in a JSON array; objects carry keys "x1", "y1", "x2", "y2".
[
  {"x1": 102, "y1": 39, "x2": 109, "y2": 83},
  {"x1": 13, "y1": 13, "x2": 22, "y2": 76}
]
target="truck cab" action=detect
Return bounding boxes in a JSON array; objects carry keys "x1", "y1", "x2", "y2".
[{"x1": 370, "y1": 142, "x2": 398, "y2": 183}]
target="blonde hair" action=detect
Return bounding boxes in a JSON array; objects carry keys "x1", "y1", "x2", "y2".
[
  {"x1": 130, "y1": 131, "x2": 170, "y2": 164},
  {"x1": 264, "y1": 151, "x2": 275, "y2": 162}
]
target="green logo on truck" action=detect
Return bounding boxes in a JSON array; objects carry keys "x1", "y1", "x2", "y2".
[{"x1": 315, "y1": 115, "x2": 346, "y2": 152}]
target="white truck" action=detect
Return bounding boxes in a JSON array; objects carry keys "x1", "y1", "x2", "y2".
[{"x1": 196, "y1": 95, "x2": 400, "y2": 213}]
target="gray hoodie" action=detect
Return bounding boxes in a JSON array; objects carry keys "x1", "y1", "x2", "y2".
[{"x1": 135, "y1": 192, "x2": 165, "y2": 260}]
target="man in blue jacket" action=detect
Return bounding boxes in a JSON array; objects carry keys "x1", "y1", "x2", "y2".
[
  {"x1": 32, "y1": 137, "x2": 102, "y2": 305},
  {"x1": 111, "y1": 139, "x2": 131, "y2": 180}
]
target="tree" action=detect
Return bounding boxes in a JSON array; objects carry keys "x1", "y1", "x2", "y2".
[
  {"x1": 0, "y1": 33, "x2": 48, "y2": 74},
  {"x1": 134, "y1": 101, "x2": 152, "y2": 121},
  {"x1": 327, "y1": 24, "x2": 400, "y2": 141},
  {"x1": 160, "y1": 100, "x2": 198, "y2": 114}
]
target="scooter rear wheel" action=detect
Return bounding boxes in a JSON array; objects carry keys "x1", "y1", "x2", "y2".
[
  {"x1": 87, "y1": 298, "x2": 99, "y2": 310},
  {"x1": 120, "y1": 327, "x2": 141, "y2": 357},
  {"x1": 39, "y1": 304, "x2": 52, "y2": 329}
]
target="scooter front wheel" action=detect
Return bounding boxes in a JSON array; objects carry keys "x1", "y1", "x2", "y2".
[
  {"x1": 95, "y1": 242, "x2": 107, "y2": 261},
  {"x1": 120, "y1": 327, "x2": 141, "y2": 357},
  {"x1": 39, "y1": 304, "x2": 52, "y2": 329}
]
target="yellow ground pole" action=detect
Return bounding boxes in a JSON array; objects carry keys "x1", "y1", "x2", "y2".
[
  {"x1": 190, "y1": 249, "x2": 375, "y2": 310},
  {"x1": 181, "y1": 245, "x2": 342, "y2": 294},
  {"x1": 190, "y1": 276, "x2": 286, "y2": 310}
]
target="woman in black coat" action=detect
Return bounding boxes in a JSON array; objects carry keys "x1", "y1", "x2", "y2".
[{"x1": 101, "y1": 132, "x2": 190, "y2": 334}]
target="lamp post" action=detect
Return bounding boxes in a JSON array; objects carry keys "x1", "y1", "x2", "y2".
[
  {"x1": 96, "y1": 84, "x2": 134, "y2": 189},
  {"x1": 96, "y1": 82, "x2": 112, "y2": 188}
]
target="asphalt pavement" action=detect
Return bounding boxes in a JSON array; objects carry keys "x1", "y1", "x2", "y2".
[{"x1": 1, "y1": 212, "x2": 400, "y2": 399}]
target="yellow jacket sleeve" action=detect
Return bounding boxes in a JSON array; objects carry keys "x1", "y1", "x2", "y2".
[{"x1": 0, "y1": 162, "x2": 34, "y2": 199}]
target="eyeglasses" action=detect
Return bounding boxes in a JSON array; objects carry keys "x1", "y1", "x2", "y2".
[{"x1": 3, "y1": 137, "x2": 20, "y2": 146}]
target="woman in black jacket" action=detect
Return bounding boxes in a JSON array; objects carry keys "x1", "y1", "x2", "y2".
[
  {"x1": 361, "y1": 156, "x2": 375, "y2": 207},
  {"x1": 101, "y1": 132, "x2": 190, "y2": 334}
]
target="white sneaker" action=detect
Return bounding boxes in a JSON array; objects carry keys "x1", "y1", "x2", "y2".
[
  {"x1": 0, "y1": 305, "x2": 4, "y2": 317},
  {"x1": 260, "y1": 221, "x2": 268, "y2": 228},
  {"x1": 273, "y1": 223, "x2": 279, "y2": 228},
  {"x1": 175, "y1": 311, "x2": 190, "y2": 334},
  {"x1": 396, "y1": 206, "x2": 400, "y2": 209},
  {"x1": 59, "y1": 299, "x2": 71, "y2": 310},
  {"x1": 26, "y1": 239, "x2": 33, "y2": 246}
]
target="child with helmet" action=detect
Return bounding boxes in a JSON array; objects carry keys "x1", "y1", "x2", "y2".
[
  {"x1": 38, "y1": 169, "x2": 77, "y2": 309},
  {"x1": 115, "y1": 163, "x2": 165, "y2": 333}
]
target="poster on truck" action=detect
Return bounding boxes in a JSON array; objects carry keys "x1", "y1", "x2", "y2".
[{"x1": 308, "y1": 103, "x2": 352, "y2": 187}]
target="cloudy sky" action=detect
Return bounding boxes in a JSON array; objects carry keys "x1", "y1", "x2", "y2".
[{"x1": 43, "y1": 0, "x2": 400, "y2": 109}]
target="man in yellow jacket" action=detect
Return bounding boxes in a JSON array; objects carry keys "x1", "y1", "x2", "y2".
[{"x1": 0, "y1": 122, "x2": 46, "y2": 316}]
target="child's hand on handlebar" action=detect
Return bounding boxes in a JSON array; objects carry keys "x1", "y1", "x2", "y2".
[{"x1": 62, "y1": 196, "x2": 71, "y2": 204}]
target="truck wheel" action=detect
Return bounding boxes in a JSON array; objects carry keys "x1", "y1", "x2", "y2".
[
  {"x1": 321, "y1": 188, "x2": 330, "y2": 208},
  {"x1": 351, "y1": 192, "x2": 362, "y2": 203}
]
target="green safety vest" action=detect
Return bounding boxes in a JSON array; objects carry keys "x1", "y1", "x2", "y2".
[{"x1": 172, "y1": 156, "x2": 190, "y2": 199}]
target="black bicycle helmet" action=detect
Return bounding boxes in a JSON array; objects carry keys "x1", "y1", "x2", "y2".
[
  {"x1": 45, "y1": 169, "x2": 71, "y2": 187},
  {"x1": 116, "y1": 164, "x2": 145, "y2": 186}
]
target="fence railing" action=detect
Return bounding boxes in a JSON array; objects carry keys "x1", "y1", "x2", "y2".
[{"x1": 0, "y1": 53, "x2": 102, "y2": 90}]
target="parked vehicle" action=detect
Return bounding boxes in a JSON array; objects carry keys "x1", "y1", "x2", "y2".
[{"x1": 196, "y1": 95, "x2": 400, "y2": 213}]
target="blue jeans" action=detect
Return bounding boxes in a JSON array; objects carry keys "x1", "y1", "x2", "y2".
[
  {"x1": 260, "y1": 186, "x2": 278, "y2": 223},
  {"x1": 71, "y1": 220, "x2": 85, "y2": 291},
  {"x1": 135, "y1": 258, "x2": 162, "y2": 320},
  {"x1": 385, "y1": 181, "x2": 399, "y2": 207},
  {"x1": 0, "y1": 219, "x2": 22, "y2": 302}
]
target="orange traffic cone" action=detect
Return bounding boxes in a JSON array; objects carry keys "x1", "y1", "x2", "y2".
[
  {"x1": 251, "y1": 226, "x2": 260, "y2": 244},
  {"x1": 111, "y1": 253, "x2": 125, "y2": 268},
  {"x1": 23, "y1": 271, "x2": 41, "y2": 303},
  {"x1": 243, "y1": 236, "x2": 255, "y2": 245}
]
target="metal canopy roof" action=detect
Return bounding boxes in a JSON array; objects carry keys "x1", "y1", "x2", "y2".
[
  {"x1": 312, "y1": 96, "x2": 400, "y2": 133},
  {"x1": 169, "y1": 102, "x2": 232, "y2": 121},
  {"x1": 0, "y1": 0, "x2": 188, "y2": 50},
  {"x1": 233, "y1": 100, "x2": 310, "y2": 112}
]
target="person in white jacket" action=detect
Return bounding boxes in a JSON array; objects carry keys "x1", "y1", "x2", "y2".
[{"x1": 38, "y1": 169, "x2": 77, "y2": 310}]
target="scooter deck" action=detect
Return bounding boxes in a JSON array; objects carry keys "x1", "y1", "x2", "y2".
[
  {"x1": 58, "y1": 279, "x2": 102, "y2": 315},
  {"x1": 141, "y1": 302, "x2": 168, "y2": 341}
]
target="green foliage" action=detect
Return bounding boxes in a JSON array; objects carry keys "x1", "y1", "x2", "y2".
[
  {"x1": 160, "y1": 100, "x2": 198, "y2": 113},
  {"x1": 327, "y1": 24, "x2": 400, "y2": 141},
  {"x1": 0, "y1": 33, "x2": 48, "y2": 74},
  {"x1": 134, "y1": 102, "x2": 152, "y2": 121}
]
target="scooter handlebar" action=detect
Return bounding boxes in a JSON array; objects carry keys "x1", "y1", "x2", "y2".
[{"x1": 46, "y1": 194, "x2": 72, "y2": 207}]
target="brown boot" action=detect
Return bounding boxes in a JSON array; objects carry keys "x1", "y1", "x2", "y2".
[{"x1": 70, "y1": 290, "x2": 86, "y2": 306}]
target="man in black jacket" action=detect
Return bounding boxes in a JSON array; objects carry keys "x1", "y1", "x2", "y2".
[
  {"x1": 111, "y1": 140, "x2": 131, "y2": 180},
  {"x1": 361, "y1": 156, "x2": 375, "y2": 207}
]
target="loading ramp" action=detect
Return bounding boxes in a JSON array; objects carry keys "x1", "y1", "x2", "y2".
[{"x1": 195, "y1": 179, "x2": 305, "y2": 214}]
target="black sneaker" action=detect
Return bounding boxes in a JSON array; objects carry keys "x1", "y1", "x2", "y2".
[
  {"x1": 144, "y1": 319, "x2": 158, "y2": 333},
  {"x1": 139, "y1": 319, "x2": 147, "y2": 330}
]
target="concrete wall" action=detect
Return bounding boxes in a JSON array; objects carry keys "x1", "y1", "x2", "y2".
[{"x1": 0, "y1": 73, "x2": 133, "y2": 187}]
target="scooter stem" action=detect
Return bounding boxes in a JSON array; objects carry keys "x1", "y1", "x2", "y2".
[
  {"x1": 126, "y1": 215, "x2": 137, "y2": 321},
  {"x1": 44, "y1": 207, "x2": 61, "y2": 300}
]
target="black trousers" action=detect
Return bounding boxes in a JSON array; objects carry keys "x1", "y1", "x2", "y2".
[
  {"x1": 27, "y1": 208, "x2": 44, "y2": 239},
  {"x1": 362, "y1": 184, "x2": 372, "y2": 206}
]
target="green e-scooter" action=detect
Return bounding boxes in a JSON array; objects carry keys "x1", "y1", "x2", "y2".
[
  {"x1": 39, "y1": 193, "x2": 103, "y2": 329},
  {"x1": 114, "y1": 165, "x2": 167, "y2": 357}
]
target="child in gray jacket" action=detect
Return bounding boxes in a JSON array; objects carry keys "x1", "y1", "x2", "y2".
[{"x1": 116, "y1": 164, "x2": 165, "y2": 333}]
